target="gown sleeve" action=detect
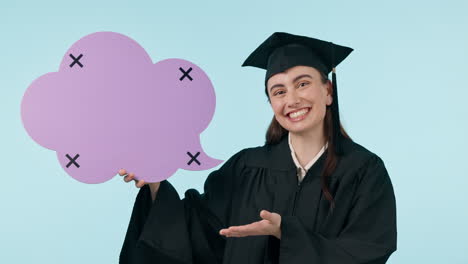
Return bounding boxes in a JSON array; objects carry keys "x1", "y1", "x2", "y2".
[
  {"x1": 119, "y1": 149, "x2": 247, "y2": 264},
  {"x1": 278, "y1": 155, "x2": 397, "y2": 264}
]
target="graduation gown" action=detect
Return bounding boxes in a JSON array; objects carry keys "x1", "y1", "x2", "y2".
[{"x1": 119, "y1": 135, "x2": 397, "y2": 264}]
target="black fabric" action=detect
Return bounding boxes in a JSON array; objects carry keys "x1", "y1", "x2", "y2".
[
  {"x1": 265, "y1": 43, "x2": 328, "y2": 83},
  {"x1": 119, "y1": 135, "x2": 397, "y2": 263}
]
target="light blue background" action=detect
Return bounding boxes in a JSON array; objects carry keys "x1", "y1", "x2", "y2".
[{"x1": 1, "y1": 0, "x2": 467, "y2": 263}]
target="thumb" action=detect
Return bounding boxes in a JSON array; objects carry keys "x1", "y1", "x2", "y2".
[{"x1": 260, "y1": 210, "x2": 272, "y2": 220}]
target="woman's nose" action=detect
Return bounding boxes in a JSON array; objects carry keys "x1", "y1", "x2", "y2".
[{"x1": 286, "y1": 90, "x2": 301, "y2": 107}]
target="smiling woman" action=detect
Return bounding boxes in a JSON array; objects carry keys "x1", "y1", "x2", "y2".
[
  {"x1": 119, "y1": 32, "x2": 397, "y2": 264},
  {"x1": 264, "y1": 65, "x2": 351, "y2": 210}
]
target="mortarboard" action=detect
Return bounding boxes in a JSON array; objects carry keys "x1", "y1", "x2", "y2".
[{"x1": 242, "y1": 32, "x2": 353, "y2": 154}]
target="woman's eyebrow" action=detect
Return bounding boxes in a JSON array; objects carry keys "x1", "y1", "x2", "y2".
[
  {"x1": 292, "y1": 74, "x2": 313, "y2": 83},
  {"x1": 269, "y1": 74, "x2": 313, "y2": 92},
  {"x1": 269, "y1": 83, "x2": 285, "y2": 92}
]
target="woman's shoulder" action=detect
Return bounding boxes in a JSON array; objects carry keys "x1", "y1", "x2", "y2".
[
  {"x1": 341, "y1": 137, "x2": 381, "y2": 161},
  {"x1": 338, "y1": 137, "x2": 389, "y2": 180},
  {"x1": 232, "y1": 137, "x2": 296, "y2": 170},
  {"x1": 230, "y1": 144, "x2": 270, "y2": 166},
  {"x1": 341, "y1": 137, "x2": 385, "y2": 163},
  {"x1": 219, "y1": 145, "x2": 267, "y2": 169}
]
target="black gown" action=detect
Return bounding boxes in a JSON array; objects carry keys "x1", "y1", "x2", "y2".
[{"x1": 119, "y1": 135, "x2": 397, "y2": 264}]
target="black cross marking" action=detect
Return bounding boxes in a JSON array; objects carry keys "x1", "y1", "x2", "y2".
[
  {"x1": 179, "y1": 67, "x2": 193, "y2": 81},
  {"x1": 187, "y1": 151, "x2": 201, "y2": 165},
  {"x1": 69, "y1": 54, "x2": 83, "y2": 68},
  {"x1": 66, "y1": 154, "x2": 80, "y2": 168}
]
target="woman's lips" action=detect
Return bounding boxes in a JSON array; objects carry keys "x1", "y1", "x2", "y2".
[{"x1": 286, "y1": 107, "x2": 310, "y2": 122}]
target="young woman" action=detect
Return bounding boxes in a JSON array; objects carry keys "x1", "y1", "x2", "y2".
[{"x1": 118, "y1": 32, "x2": 397, "y2": 264}]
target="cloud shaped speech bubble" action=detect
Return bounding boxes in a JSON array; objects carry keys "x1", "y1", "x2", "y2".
[{"x1": 21, "y1": 31, "x2": 223, "y2": 184}]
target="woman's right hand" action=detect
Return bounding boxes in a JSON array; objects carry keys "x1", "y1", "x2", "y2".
[{"x1": 118, "y1": 169, "x2": 161, "y2": 201}]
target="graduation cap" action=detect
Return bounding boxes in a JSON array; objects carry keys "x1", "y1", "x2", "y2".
[{"x1": 242, "y1": 32, "x2": 353, "y2": 154}]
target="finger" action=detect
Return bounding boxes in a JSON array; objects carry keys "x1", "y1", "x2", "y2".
[
  {"x1": 220, "y1": 226, "x2": 246, "y2": 237},
  {"x1": 260, "y1": 210, "x2": 280, "y2": 224},
  {"x1": 118, "y1": 169, "x2": 127, "y2": 176},
  {"x1": 260, "y1": 210, "x2": 271, "y2": 220},
  {"x1": 124, "y1": 176, "x2": 131, "y2": 182},
  {"x1": 227, "y1": 221, "x2": 269, "y2": 236},
  {"x1": 228, "y1": 228, "x2": 262, "y2": 237},
  {"x1": 219, "y1": 227, "x2": 243, "y2": 236},
  {"x1": 124, "y1": 173, "x2": 135, "y2": 182},
  {"x1": 220, "y1": 220, "x2": 268, "y2": 236},
  {"x1": 220, "y1": 227, "x2": 238, "y2": 237},
  {"x1": 229, "y1": 224, "x2": 258, "y2": 234},
  {"x1": 135, "y1": 179, "x2": 146, "y2": 188}
]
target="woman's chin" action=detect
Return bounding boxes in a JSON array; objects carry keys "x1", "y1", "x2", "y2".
[
  {"x1": 281, "y1": 120, "x2": 320, "y2": 135},
  {"x1": 283, "y1": 124, "x2": 310, "y2": 134}
]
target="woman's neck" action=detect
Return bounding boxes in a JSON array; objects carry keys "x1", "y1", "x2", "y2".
[{"x1": 289, "y1": 126, "x2": 327, "y2": 168}]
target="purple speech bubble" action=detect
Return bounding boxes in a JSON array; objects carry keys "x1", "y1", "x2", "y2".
[{"x1": 21, "y1": 31, "x2": 223, "y2": 183}]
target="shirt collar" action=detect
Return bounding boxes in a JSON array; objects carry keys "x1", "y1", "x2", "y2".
[{"x1": 288, "y1": 133, "x2": 328, "y2": 171}]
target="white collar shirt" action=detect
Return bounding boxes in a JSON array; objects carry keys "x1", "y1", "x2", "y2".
[{"x1": 288, "y1": 133, "x2": 328, "y2": 183}]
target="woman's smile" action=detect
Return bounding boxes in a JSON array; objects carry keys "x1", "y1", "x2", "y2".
[{"x1": 286, "y1": 107, "x2": 310, "y2": 122}]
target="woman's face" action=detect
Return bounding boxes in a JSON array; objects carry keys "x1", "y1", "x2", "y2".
[{"x1": 267, "y1": 65, "x2": 332, "y2": 135}]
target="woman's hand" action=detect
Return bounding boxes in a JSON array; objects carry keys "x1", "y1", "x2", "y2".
[
  {"x1": 118, "y1": 169, "x2": 147, "y2": 188},
  {"x1": 219, "y1": 210, "x2": 282, "y2": 239},
  {"x1": 118, "y1": 169, "x2": 161, "y2": 201}
]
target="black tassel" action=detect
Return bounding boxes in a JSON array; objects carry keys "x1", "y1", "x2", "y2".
[
  {"x1": 331, "y1": 68, "x2": 343, "y2": 155},
  {"x1": 330, "y1": 41, "x2": 343, "y2": 155}
]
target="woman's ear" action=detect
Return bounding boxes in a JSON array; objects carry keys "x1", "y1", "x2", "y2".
[{"x1": 325, "y1": 80, "x2": 333, "y2": 106}]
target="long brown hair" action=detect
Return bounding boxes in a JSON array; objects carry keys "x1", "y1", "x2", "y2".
[{"x1": 265, "y1": 72, "x2": 350, "y2": 211}]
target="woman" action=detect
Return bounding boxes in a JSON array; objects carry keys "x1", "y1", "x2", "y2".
[{"x1": 118, "y1": 32, "x2": 397, "y2": 264}]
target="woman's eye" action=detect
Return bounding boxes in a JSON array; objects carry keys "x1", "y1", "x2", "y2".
[
  {"x1": 299, "y1": 82, "x2": 309, "y2": 88},
  {"x1": 274, "y1": 90, "x2": 285, "y2": 96}
]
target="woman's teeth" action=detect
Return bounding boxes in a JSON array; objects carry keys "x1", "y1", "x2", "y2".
[{"x1": 289, "y1": 108, "x2": 309, "y2": 118}]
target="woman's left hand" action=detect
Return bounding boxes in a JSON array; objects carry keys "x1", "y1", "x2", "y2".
[{"x1": 219, "y1": 210, "x2": 282, "y2": 239}]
